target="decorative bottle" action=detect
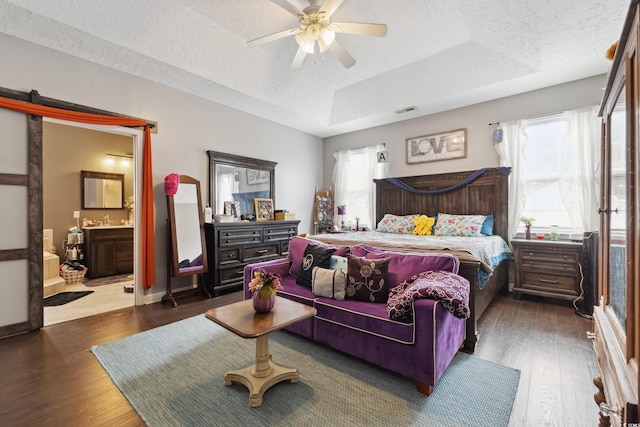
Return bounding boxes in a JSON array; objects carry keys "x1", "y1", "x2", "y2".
[
  {"x1": 550, "y1": 225, "x2": 559, "y2": 241},
  {"x1": 204, "y1": 203, "x2": 213, "y2": 223}
]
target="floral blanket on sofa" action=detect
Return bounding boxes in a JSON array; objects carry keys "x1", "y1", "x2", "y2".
[{"x1": 387, "y1": 270, "x2": 471, "y2": 320}]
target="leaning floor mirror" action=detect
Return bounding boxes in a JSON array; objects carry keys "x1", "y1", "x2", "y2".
[{"x1": 163, "y1": 174, "x2": 210, "y2": 307}]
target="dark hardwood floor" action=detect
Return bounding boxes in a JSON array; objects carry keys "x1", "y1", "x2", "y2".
[{"x1": 0, "y1": 292, "x2": 598, "y2": 426}]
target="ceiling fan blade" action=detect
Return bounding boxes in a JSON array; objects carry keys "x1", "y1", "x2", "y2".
[
  {"x1": 331, "y1": 22, "x2": 388, "y2": 37},
  {"x1": 290, "y1": 46, "x2": 307, "y2": 69},
  {"x1": 271, "y1": 0, "x2": 304, "y2": 18},
  {"x1": 318, "y1": 0, "x2": 344, "y2": 18},
  {"x1": 248, "y1": 28, "x2": 299, "y2": 47},
  {"x1": 329, "y1": 40, "x2": 356, "y2": 68}
]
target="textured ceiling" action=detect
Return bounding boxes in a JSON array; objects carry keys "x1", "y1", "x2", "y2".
[{"x1": 0, "y1": 0, "x2": 628, "y2": 137}]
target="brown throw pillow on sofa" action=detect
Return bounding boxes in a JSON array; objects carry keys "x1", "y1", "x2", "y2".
[{"x1": 346, "y1": 255, "x2": 390, "y2": 303}]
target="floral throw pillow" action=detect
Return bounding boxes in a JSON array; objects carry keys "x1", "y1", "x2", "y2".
[
  {"x1": 375, "y1": 214, "x2": 417, "y2": 234},
  {"x1": 346, "y1": 255, "x2": 390, "y2": 303},
  {"x1": 433, "y1": 213, "x2": 485, "y2": 237}
]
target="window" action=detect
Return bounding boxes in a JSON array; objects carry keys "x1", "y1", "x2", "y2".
[
  {"x1": 496, "y1": 105, "x2": 600, "y2": 238},
  {"x1": 333, "y1": 145, "x2": 388, "y2": 229},
  {"x1": 520, "y1": 115, "x2": 570, "y2": 231}
]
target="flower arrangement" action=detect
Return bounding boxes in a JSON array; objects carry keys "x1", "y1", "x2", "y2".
[
  {"x1": 124, "y1": 196, "x2": 134, "y2": 211},
  {"x1": 520, "y1": 216, "x2": 535, "y2": 227},
  {"x1": 249, "y1": 269, "x2": 282, "y2": 298}
]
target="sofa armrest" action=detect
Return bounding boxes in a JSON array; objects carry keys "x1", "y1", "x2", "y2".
[{"x1": 243, "y1": 258, "x2": 293, "y2": 299}]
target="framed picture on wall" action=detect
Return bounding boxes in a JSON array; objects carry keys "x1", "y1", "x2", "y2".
[
  {"x1": 254, "y1": 198, "x2": 274, "y2": 221},
  {"x1": 406, "y1": 128, "x2": 467, "y2": 164}
]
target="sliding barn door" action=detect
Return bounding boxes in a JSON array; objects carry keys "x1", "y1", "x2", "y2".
[{"x1": 0, "y1": 107, "x2": 43, "y2": 337}]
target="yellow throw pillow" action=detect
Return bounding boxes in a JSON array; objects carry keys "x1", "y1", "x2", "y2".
[{"x1": 412, "y1": 215, "x2": 435, "y2": 235}]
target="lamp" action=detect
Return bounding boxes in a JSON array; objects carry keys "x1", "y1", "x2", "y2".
[
  {"x1": 295, "y1": 13, "x2": 335, "y2": 54},
  {"x1": 106, "y1": 153, "x2": 133, "y2": 166},
  {"x1": 337, "y1": 205, "x2": 346, "y2": 230}
]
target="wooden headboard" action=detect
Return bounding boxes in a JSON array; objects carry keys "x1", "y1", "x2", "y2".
[{"x1": 374, "y1": 168, "x2": 509, "y2": 241}]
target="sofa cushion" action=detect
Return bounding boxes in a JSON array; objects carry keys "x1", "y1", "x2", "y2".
[
  {"x1": 346, "y1": 255, "x2": 390, "y2": 303},
  {"x1": 288, "y1": 236, "x2": 350, "y2": 278},
  {"x1": 314, "y1": 298, "x2": 416, "y2": 344},
  {"x1": 312, "y1": 266, "x2": 346, "y2": 300},
  {"x1": 351, "y1": 244, "x2": 459, "y2": 288},
  {"x1": 296, "y1": 243, "x2": 335, "y2": 288}
]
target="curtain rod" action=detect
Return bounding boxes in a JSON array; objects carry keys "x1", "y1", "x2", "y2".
[{"x1": 488, "y1": 110, "x2": 566, "y2": 126}]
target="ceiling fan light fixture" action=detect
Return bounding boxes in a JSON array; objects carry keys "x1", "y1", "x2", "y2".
[{"x1": 295, "y1": 32, "x2": 316, "y2": 54}]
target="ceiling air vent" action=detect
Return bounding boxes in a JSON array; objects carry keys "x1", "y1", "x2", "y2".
[{"x1": 395, "y1": 106, "x2": 417, "y2": 114}]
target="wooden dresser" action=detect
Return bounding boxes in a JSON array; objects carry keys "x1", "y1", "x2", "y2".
[
  {"x1": 83, "y1": 226, "x2": 134, "y2": 279},
  {"x1": 511, "y1": 239, "x2": 583, "y2": 301},
  {"x1": 203, "y1": 220, "x2": 299, "y2": 295}
]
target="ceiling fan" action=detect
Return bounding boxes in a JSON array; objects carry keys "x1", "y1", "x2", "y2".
[{"x1": 248, "y1": 0, "x2": 387, "y2": 69}]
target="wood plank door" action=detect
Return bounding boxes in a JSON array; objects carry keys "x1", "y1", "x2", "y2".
[{"x1": 0, "y1": 107, "x2": 43, "y2": 337}]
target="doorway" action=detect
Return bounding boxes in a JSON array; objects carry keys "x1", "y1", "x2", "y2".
[{"x1": 42, "y1": 119, "x2": 143, "y2": 326}]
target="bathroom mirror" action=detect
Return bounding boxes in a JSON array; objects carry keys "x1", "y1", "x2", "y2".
[
  {"x1": 81, "y1": 170, "x2": 124, "y2": 209},
  {"x1": 208, "y1": 151, "x2": 276, "y2": 219},
  {"x1": 164, "y1": 175, "x2": 210, "y2": 307}
]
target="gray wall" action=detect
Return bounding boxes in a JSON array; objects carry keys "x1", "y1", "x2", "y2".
[
  {"x1": 322, "y1": 75, "x2": 606, "y2": 187},
  {"x1": 0, "y1": 33, "x2": 323, "y2": 300}
]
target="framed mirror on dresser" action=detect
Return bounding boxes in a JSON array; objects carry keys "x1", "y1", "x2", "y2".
[
  {"x1": 203, "y1": 151, "x2": 299, "y2": 296},
  {"x1": 593, "y1": 1, "x2": 640, "y2": 424},
  {"x1": 163, "y1": 174, "x2": 210, "y2": 307}
]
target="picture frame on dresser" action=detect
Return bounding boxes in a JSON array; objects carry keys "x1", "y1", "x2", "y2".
[{"x1": 254, "y1": 198, "x2": 274, "y2": 221}]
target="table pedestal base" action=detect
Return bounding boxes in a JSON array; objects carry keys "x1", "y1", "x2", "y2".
[{"x1": 224, "y1": 334, "x2": 299, "y2": 407}]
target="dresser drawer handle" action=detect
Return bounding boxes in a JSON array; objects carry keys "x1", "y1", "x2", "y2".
[
  {"x1": 563, "y1": 255, "x2": 568, "y2": 259},
  {"x1": 538, "y1": 278, "x2": 559, "y2": 284},
  {"x1": 253, "y1": 237, "x2": 259, "y2": 241},
  {"x1": 528, "y1": 252, "x2": 534, "y2": 256},
  {"x1": 563, "y1": 264, "x2": 568, "y2": 268},
  {"x1": 253, "y1": 231, "x2": 259, "y2": 234},
  {"x1": 227, "y1": 253, "x2": 234, "y2": 258},
  {"x1": 235, "y1": 270, "x2": 244, "y2": 275},
  {"x1": 256, "y1": 249, "x2": 268, "y2": 254},
  {"x1": 225, "y1": 240, "x2": 231, "y2": 244}
]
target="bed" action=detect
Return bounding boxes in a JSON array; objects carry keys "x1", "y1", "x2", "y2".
[{"x1": 308, "y1": 167, "x2": 512, "y2": 352}]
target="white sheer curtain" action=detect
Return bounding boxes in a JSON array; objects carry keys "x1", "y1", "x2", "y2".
[
  {"x1": 559, "y1": 105, "x2": 601, "y2": 232},
  {"x1": 494, "y1": 120, "x2": 528, "y2": 239},
  {"x1": 215, "y1": 173, "x2": 239, "y2": 214},
  {"x1": 333, "y1": 144, "x2": 389, "y2": 229}
]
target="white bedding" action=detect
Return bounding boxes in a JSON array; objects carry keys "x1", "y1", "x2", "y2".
[{"x1": 306, "y1": 231, "x2": 512, "y2": 274}]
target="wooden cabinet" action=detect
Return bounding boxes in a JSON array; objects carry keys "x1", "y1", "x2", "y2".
[
  {"x1": 511, "y1": 239, "x2": 583, "y2": 301},
  {"x1": 83, "y1": 227, "x2": 134, "y2": 279},
  {"x1": 593, "y1": 1, "x2": 640, "y2": 424},
  {"x1": 203, "y1": 220, "x2": 299, "y2": 295}
]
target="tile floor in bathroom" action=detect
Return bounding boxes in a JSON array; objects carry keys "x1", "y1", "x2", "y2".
[{"x1": 44, "y1": 279, "x2": 134, "y2": 326}]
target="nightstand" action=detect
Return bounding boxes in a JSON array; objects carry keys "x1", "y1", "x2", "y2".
[{"x1": 511, "y1": 239, "x2": 584, "y2": 301}]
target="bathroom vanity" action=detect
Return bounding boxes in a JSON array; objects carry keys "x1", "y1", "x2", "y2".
[{"x1": 83, "y1": 226, "x2": 134, "y2": 279}]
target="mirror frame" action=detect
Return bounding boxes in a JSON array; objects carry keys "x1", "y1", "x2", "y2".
[
  {"x1": 81, "y1": 170, "x2": 125, "y2": 209},
  {"x1": 166, "y1": 175, "x2": 208, "y2": 277},
  {"x1": 207, "y1": 151, "x2": 276, "y2": 218}
]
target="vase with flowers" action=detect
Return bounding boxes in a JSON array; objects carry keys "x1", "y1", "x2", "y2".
[
  {"x1": 520, "y1": 216, "x2": 535, "y2": 240},
  {"x1": 248, "y1": 269, "x2": 282, "y2": 313}
]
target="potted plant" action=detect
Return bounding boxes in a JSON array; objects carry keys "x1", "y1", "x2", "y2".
[
  {"x1": 520, "y1": 217, "x2": 535, "y2": 240},
  {"x1": 248, "y1": 269, "x2": 283, "y2": 313}
]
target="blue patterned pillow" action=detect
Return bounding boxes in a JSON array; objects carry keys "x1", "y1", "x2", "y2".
[
  {"x1": 481, "y1": 215, "x2": 494, "y2": 236},
  {"x1": 434, "y1": 213, "x2": 485, "y2": 237}
]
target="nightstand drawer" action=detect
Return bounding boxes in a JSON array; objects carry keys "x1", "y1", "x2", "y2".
[
  {"x1": 520, "y1": 257, "x2": 578, "y2": 274},
  {"x1": 519, "y1": 271, "x2": 579, "y2": 297},
  {"x1": 521, "y1": 249, "x2": 579, "y2": 265}
]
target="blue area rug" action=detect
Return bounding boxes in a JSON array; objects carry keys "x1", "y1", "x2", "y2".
[{"x1": 91, "y1": 315, "x2": 520, "y2": 426}]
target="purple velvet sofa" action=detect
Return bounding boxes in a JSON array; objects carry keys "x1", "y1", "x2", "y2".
[{"x1": 243, "y1": 236, "x2": 467, "y2": 395}]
